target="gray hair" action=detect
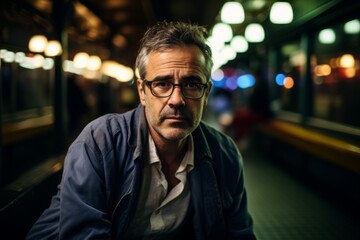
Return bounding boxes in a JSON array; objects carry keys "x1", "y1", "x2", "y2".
[{"x1": 135, "y1": 21, "x2": 213, "y2": 81}]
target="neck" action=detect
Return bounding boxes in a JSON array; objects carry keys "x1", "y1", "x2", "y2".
[
  {"x1": 147, "y1": 127, "x2": 188, "y2": 165},
  {"x1": 157, "y1": 137, "x2": 188, "y2": 165},
  {"x1": 153, "y1": 136, "x2": 188, "y2": 190}
]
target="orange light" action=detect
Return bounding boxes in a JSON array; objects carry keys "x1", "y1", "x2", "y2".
[{"x1": 284, "y1": 77, "x2": 294, "y2": 89}]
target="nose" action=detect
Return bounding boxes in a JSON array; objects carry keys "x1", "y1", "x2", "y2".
[{"x1": 168, "y1": 85, "x2": 185, "y2": 108}]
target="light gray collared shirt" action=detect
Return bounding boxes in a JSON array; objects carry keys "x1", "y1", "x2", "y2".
[{"x1": 125, "y1": 134, "x2": 194, "y2": 239}]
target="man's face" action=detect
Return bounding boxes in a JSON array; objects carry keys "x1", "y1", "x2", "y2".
[{"x1": 137, "y1": 45, "x2": 212, "y2": 143}]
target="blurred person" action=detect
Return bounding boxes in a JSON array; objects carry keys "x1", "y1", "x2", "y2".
[
  {"x1": 232, "y1": 71, "x2": 272, "y2": 149},
  {"x1": 66, "y1": 74, "x2": 90, "y2": 135},
  {"x1": 26, "y1": 21, "x2": 256, "y2": 240}
]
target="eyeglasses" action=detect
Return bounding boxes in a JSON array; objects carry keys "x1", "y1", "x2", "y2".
[{"x1": 142, "y1": 79, "x2": 209, "y2": 99}]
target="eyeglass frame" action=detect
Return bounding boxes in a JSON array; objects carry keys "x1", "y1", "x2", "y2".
[{"x1": 142, "y1": 79, "x2": 210, "y2": 99}]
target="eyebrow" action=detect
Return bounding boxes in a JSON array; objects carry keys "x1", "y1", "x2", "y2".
[
  {"x1": 151, "y1": 76, "x2": 172, "y2": 82},
  {"x1": 181, "y1": 75, "x2": 203, "y2": 82},
  {"x1": 150, "y1": 75, "x2": 203, "y2": 82}
]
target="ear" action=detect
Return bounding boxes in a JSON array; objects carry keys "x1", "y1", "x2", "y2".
[{"x1": 137, "y1": 78, "x2": 146, "y2": 106}]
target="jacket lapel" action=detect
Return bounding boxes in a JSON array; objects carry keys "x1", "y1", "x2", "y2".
[{"x1": 189, "y1": 124, "x2": 226, "y2": 239}]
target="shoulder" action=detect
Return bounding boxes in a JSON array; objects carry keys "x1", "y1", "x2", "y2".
[
  {"x1": 70, "y1": 108, "x2": 139, "y2": 154},
  {"x1": 87, "y1": 108, "x2": 137, "y2": 132},
  {"x1": 199, "y1": 121, "x2": 240, "y2": 157},
  {"x1": 81, "y1": 108, "x2": 137, "y2": 138}
]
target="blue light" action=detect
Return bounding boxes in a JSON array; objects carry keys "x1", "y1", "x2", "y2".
[
  {"x1": 225, "y1": 77, "x2": 238, "y2": 90},
  {"x1": 275, "y1": 73, "x2": 285, "y2": 86},
  {"x1": 237, "y1": 74, "x2": 255, "y2": 89},
  {"x1": 212, "y1": 77, "x2": 226, "y2": 88}
]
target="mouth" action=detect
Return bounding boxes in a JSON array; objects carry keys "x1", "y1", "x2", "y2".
[
  {"x1": 163, "y1": 115, "x2": 188, "y2": 124},
  {"x1": 165, "y1": 116, "x2": 186, "y2": 121}
]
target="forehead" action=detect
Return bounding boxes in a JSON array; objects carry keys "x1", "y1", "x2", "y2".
[{"x1": 146, "y1": 45, "x2": 207, "y2": 78}]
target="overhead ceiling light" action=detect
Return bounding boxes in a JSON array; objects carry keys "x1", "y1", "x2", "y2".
[
  {"x1": 244, "y1": 0, "x2": 267, "y2": 10},
  {"x1": 245, "y1": 24, "x2": 265, "y2": 43},
  {"x1": 28, "y1": 35, "x2": 48, "y2": 53},
  {"x1": 220, "y1": 1, "x2": 245, "y2": 24},
  {"x1": 212, "y1": 23, "x2": 233, "y2": 43},
  {"x1": 318, "y1": 28, "x2": 336, "y2": 44},
  {"x1": 220, "y1": 45, "x2": 237, "y2": 61},
  {"x1": 344, "y1": 19, "x2": 360, "y2": 34},
  {"x1": 45, "y1": 40, "x2": 63, "y2": 56},
  {"x1": 73, "y1": 52, "x2": 90, "y2": 69},
  {"x1": 86, "y1": 55, "x2": 102, "y2": 71},
  {"x1": 230, "y1": 36, "x2": 248, "y2": 53},
  {"x1": 112, "y1": 34, "x2": 127, "y2": 48},
  {"x1": 270, "y1": 2, "x2": 293, "y2": 24}
]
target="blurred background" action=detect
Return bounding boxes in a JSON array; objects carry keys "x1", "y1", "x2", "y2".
[{"x1": 0, "y1": 0, "x2": 359, "y2": 239}]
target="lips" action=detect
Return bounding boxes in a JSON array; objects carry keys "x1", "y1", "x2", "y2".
[
  {"x1": 165, "y1": 116, "x2": 186, "y2": 121},
  {"x1": 162, "y1": 115, "x2": 188, "y2": 124}
]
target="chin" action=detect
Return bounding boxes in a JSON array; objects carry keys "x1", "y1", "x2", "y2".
[{"x1": 163, "y1": 129, "x2": 191, "y2": 141}]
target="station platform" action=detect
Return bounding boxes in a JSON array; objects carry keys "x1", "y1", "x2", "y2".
[{"x1": 242, "y1": 140, "x2": 360, "y2": 240}]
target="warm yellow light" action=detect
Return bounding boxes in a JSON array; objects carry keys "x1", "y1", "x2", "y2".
[
  {"x1": 86, "y1": 55, "x2": 102, "y2": 71},
  {"x1": 343, "y1": 68, "x2": 356, "y2": 78},
  {"x1": 112, "y1": 34, "x2": 127, "y2": 48},
  {"x1": 73, "y1": 52, "x2": 89, "y2": 69},
  {"x1": 28, "y1": 35, "x2": 48, "y2": 52},
  {"x1": 321, "y1": 65, "x2": 332, "y2": 76},
  {"x1": 101, "y1": 60, "x2": 134, "y2": 82},
  {"x1": 33, "y1": 54, "x2": 45, "y2": 68},
  {"x1": 314, "y1": 64, "x2": 332, "y2": 76},
  {"x1": 45, "y1": 40, "x2": 63, "y2": 56},
  {"x1": 339, "y1": 54, "x2": 355, "y2": 68},
  {"x1": 116, "y1": 66, "x2": 134, "y2": 82}
]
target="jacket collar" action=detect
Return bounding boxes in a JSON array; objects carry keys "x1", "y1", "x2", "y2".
[
  {"x1": 131, "y1": 105, "x2": 148, "y2": 161},
  {"x1": 191, "y1": 123, "x2": 213, "y2": 161}
]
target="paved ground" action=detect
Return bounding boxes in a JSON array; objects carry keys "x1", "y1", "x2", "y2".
[{"x1": 241, "y1": 143, "x2": 360, "y2": 240}]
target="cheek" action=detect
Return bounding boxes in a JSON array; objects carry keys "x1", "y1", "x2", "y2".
[
  {"x1": 144, "y1": 98, "x2": 162, "y2": 120},
  {"x1": 193, "y1": 102, "x2": 206, "y2": 121},
  {"x1": 144, "y1": 104, "x2": 156, "y2": 126}
]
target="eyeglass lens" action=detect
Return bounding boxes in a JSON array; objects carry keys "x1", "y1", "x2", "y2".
[{"x1": 150, "y1": 81, "x2": 206, "y2": 99}]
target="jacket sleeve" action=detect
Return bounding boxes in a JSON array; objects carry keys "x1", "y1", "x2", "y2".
[
  {"x1": 57, "y1": 140, "x2": 112, "y2": 239},
  {"x1": 26, "y1": 137, "x2": 113, "y2": 240},
  {"x1": 223, "y1": 142, "x2": 256, "y2": 239},
  {"x1": 26, "y1": 186, "x2": 61, "y2": 239}
]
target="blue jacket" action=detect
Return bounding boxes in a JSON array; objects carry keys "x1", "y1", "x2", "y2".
[{"x1": 27, "y1": 105, "x2": 255, "y2": 239}]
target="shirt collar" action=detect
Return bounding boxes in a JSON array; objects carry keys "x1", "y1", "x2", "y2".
[{"x1": 147, "y1": 134, "x2": 194, "y2": 171}]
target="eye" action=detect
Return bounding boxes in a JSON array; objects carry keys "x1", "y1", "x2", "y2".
[
  {"x1": 153, "y1": 81, "x2": 172, "y2": 88},
  {"x1": 183, "y1": 82, "x2": 202, "y2": 89}
]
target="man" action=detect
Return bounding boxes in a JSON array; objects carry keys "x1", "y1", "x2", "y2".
[{"x1": 27, "y1": 21, "x2": 256, "y2": 239}]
